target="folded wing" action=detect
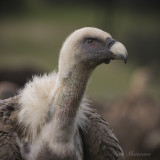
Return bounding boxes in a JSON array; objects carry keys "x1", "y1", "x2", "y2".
[
  {"x1": 0, "y1": 96, "x2": 23, "y2": 160},
  {"x1": 80, "y1": 109, "x2": 123, "y2": 160}
]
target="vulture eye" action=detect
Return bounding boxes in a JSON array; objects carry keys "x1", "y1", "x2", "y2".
[{"x1": 86, "y1": 39, "x2": 96, "y2": 46}]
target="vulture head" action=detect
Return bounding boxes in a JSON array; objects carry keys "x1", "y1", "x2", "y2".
[{"x1": 59, "y1": 27, "x2": 128, "y2": 77}]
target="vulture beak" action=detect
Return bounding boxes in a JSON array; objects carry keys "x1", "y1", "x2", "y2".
[{"x1": 107, "y1": 38, "x2": 128, "y2": 64}]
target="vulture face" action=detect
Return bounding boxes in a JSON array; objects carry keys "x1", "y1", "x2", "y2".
[{"x1": 59, "y1": 27, "x2": 128, "y2": 71}]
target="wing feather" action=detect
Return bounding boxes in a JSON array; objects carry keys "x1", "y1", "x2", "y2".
[
  {"x1": 0, "y1": 96, "x2": 23, "y2": 160},
  {"x1": 80, "y1": 109, "x2": 123, "y2": 160}
]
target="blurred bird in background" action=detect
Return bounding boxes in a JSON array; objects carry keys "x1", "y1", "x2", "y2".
[{"x1": 95, "y1": 67, "x2": 160, "y2": 160}]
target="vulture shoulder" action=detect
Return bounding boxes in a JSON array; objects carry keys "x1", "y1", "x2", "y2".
[
  {"x1": 80, "y1": 109, "x2": 123, "y2": 160},
  {"x1": 0, "y1": 95, "x2": 23, "y2": 160}
]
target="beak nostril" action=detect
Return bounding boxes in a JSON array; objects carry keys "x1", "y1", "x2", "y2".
[
  {"x1": 106, "y1": 38, "x2": 117, "y2": 49},
  {"x1": 108, "y1": 42, "x2": 114, "y2": 48}
]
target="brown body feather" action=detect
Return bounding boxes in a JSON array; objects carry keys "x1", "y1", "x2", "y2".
[{"x1": 0, "y1": 96, "x2": 24, "y2": 160}]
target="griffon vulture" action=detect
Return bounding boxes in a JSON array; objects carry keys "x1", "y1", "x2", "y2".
[{"x1": 0, "y1": 27, "x2": 128, "y2": 160}]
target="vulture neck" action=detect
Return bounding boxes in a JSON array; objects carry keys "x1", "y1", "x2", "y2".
[{"x1": 51, "y1": 64, "x2": 93, "y2": 143}]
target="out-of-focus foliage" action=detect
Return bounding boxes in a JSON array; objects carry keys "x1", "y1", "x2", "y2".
[{"x1": 0, "y1": 0, "x2": 159, "y2": 99}]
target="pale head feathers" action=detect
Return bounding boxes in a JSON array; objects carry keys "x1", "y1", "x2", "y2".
[
  {"x1": 59, "y1": 27, "x2": 112, "y2": 78},
  {"x1": 60, "y1": 27, "x2": 111, "y2": 55}
]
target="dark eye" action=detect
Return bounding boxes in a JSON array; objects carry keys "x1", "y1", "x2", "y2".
[{"x1": 86, "y1": 39, "x2": 96, "y2": 46}]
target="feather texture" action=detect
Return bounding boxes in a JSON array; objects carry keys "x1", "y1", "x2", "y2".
[{"x1": 0, "y1": 96, "x2": 23, "y2": 160}]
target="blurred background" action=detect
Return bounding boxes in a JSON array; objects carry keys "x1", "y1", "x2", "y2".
[{"x1": 0, "y1": 0, "x2": 160, "y2": 159}]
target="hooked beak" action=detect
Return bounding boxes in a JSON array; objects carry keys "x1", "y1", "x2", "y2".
[{"x1": 106, "y1": 38, "x2": 128, "y2": 64}]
